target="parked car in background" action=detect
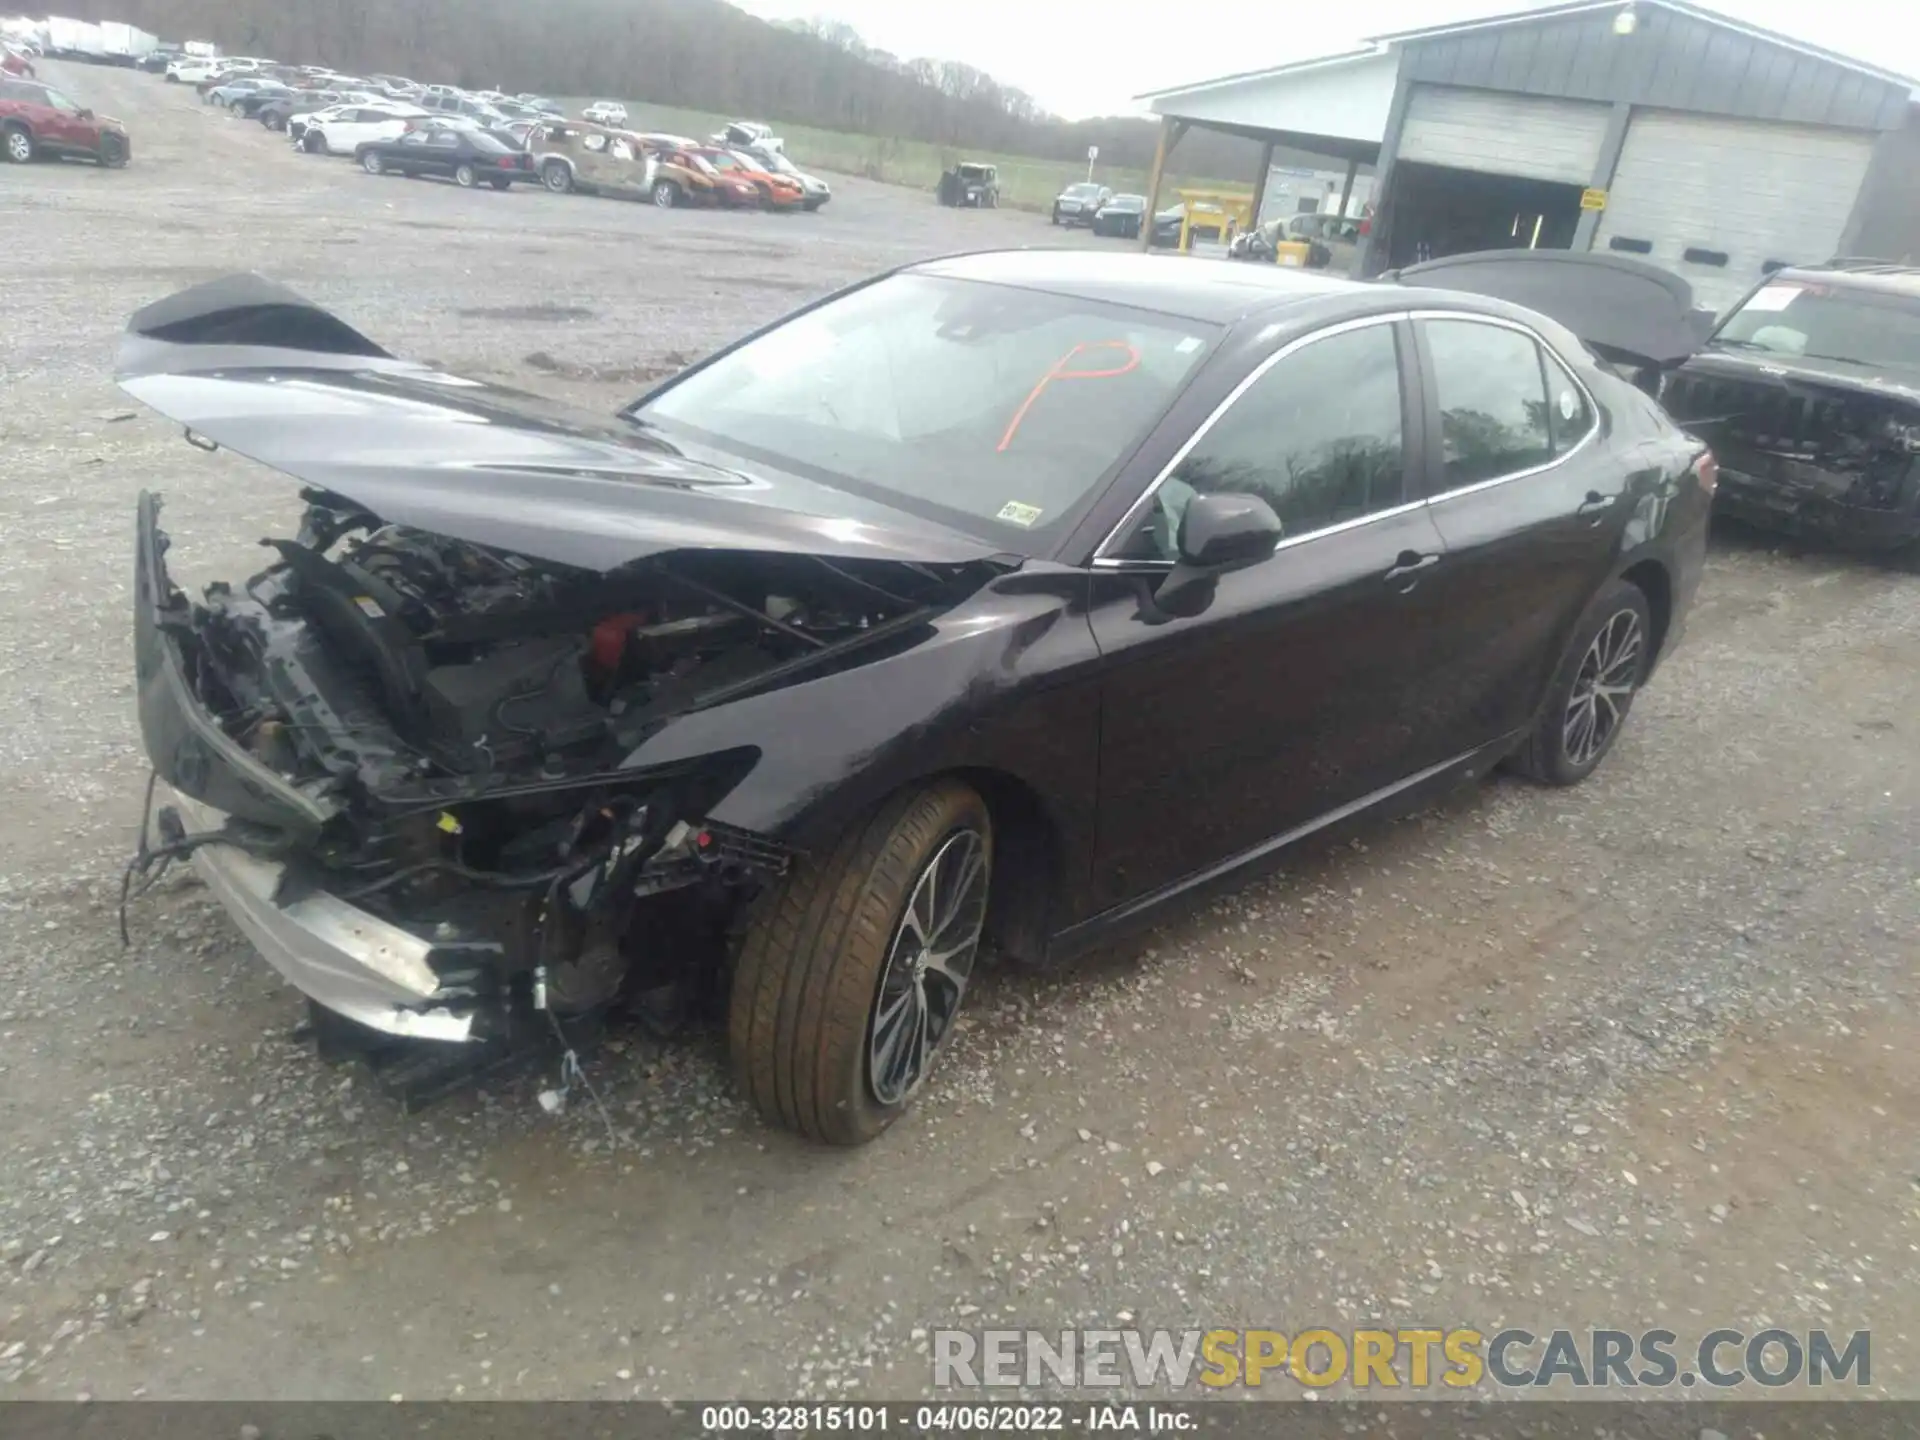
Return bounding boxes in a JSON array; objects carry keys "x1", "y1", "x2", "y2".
[
  {"x1": 744, "y1": 144, "x2": 829, "y2": 210},
  {"x1": 136, "y1": 48, "x2": 171, "y2": 73},
  {"x1": 205, "y1": 76, "x2": 275, "y2": 108},
  {"x1": 230, "y1": 83, "x2": 297, "y2": 120},
  {"x1": 1657, "y1": 260, "x2": 1920, "y2": 555},
  {"x1": 527, "y1": 119, "x2": 659, "y2": 200},
  {"x1": 165, "y1": 55, "x2": 222, "y2": 84},
  {"x1": 713, "y1": 118, "x2": 782, "y2": 153},
  {"x1": 581, "y1": 99, "x2": 627, "y2": 127},
  {"x1": 937, "y1": 161, "x2": 997, "y2": 207},
  {"x1": 358, "y1": 127, "x2": 534, "y2": 188},
  {"x1": 694, "y1": 146, "x2": 802, "y2": 208},
  {"x1": 1051, "y1": 181, "x2": 1110, "y2": 226},
  {"x1": 638, "y1": 138, "x2": 726, "y2": 207},
  {"x1": 1, "y1": 76, "x2": 128, "y2": 165},
  {"x1": 518, "y1": 94, "x2": 563, "y2": 115},
  {"x1": 1090, "y1": 193, "x2": 1147, "y2": 239},
  {"x1": 3, "y1": 41, "x2": 35, "y2": 77},
  {"x1": 258, "y1": 90, "x2": 342, "y2": 131},
  {"x1": 408, "y1": 112, "x2": 531, "y2": 151},
  {"x1": 118, "y1": 256, "x2": 1708, "y2": 1144},
  {"x1": 297, "y1": 103, "x2": 424, "y2": 154}
]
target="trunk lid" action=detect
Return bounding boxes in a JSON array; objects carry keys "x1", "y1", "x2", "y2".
[{"x1": 117, "y1": 274, "x2": 1008, "y2": 573}]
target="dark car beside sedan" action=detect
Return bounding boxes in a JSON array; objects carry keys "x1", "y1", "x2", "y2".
[
  {"x1": 1051, "y1": 180, "x2": 1110, "y2": 226},
  {"x1": 1090, "y1": 193, "x2": 1147, "y2": 239},
  {"x1": 356, "y1": 127, "x2": 534, "y2": 188},
  {"x1": 116, "y1": 253, "x2": 1708, "y2": 1146}
]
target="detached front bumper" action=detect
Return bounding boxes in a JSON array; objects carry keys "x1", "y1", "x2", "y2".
[{"x1": 161, "y1": 790, "x2": 482, "y2": 1042}]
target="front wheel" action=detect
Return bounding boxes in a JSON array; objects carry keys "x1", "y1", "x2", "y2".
[
  {"x1": 1509, "y1": 579, "x2": 1652, "y2": 786},
  {"x1": 729, "y1": 780, "x2": 992, "y2": 1146},
  {"x1": 4, "y1": 124, "x2": 32, "y2": 163},
  {"x1": 302, "y1": 130, "x2": 324, "y2": 154},
  {"x1": 360, "y1": 149, "x2": 384, "y2": 175},
  {"x1": 453, "y1": 162, "x2": 476, "y2": 187},
  {"x1": 651, "y1": 178, "x2": 677, "y2": 207}
]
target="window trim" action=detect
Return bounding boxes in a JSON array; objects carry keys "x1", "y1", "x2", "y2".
[
  {"x1": 1091, "y1": 311, "x2": 1415, "y2": 567},
  {"x1": 1409, "y1": 310, "x2": 1601, "y2": 503}
]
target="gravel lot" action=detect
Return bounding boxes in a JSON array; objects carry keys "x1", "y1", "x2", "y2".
[{"x1": 4, "y1": 62, "x2": 1919, "y2": 1404}]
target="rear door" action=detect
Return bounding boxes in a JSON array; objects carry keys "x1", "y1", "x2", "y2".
[
  {"x1": 1088, "y1": 316, "x2": 1454, "y2": 906},
  {"x1": 1410, "y1": 314, "x2": 1632, "y2": 751}
]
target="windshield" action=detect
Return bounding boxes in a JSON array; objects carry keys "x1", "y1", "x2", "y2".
[
  {"x1": 1106, "y1": 195, "x2": 1145, "y2": 212},
  {"x1": 1064, "y1": 183, "x2": 1102, "y2": 199},
  {"x1": 630, "y1": 274, "x2": 1214, "y2": 547},
  {"x1": 1711, "y1": 280, "x2": 1920, "y2": 371}
]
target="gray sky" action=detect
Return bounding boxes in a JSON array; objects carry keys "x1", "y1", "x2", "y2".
[{"x1": 731, "y1": 0, "x2": 1920, "y2": 120}]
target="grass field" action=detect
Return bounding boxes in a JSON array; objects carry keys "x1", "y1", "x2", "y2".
[{"x1": 573, "y1": 97, "x2": 1250, "y2": 212}]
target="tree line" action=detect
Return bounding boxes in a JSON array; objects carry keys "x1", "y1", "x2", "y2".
[{"x1": 66, "y1": 0, "x2": 1285, "y2": 176}]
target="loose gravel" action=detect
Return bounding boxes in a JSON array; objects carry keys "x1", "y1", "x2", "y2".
[{"x1": 2, "y1": 60, "x2": 1917, "y2": 1403}]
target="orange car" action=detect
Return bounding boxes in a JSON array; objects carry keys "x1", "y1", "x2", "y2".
[{"x1": 692, "y1": 145, "x2": 804, "y2": 210}]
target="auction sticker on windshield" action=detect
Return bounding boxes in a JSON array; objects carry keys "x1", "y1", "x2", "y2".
[
  {"x1": 1742, "y1": 285, "x2": 1804, "y2": 312},
  {"x1": 996, "y1": 501, "x2": 1044, "y2": 527}
]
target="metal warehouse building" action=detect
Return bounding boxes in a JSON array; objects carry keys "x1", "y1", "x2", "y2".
[{"x1": 1138, "y1": 0, "x2": 1920, "y2": 309}]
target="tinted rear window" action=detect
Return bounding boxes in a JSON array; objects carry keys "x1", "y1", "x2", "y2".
[{"x1": 469, "y1": 131, "x2": 510, "y2": 154}]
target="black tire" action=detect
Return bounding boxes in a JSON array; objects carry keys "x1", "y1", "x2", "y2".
[
  {"x1": 302, "y1": 130, "x2": 324, "y2": 154},
  {"x1": 541, "y1": 159, "x2": 571, "y2": 193},
  {"x1": 164, "y1": 72, "x2": 179, "y2": 83},
  {"x1": 98, "y1": 133, "x2": 126, "y2": 168},
  {"x1": 1509, "y1": 579, "x2": 1653, "y2": 786},
  {"x1": 453, "y1": 162, "x2": 476, "y2": 188},
  {"x1": 4, "y1": 123, "x2": 32, "y2": 164},
  {"x1": 489, "y1": 175, "x2": 510, "y2": 190},
  {"x1": 360, "y1": 148, "x2": 383, "y2": 175},
  {"x1": 729, "y1": 780, "x2": 992, "y2": 1146},
  {"x1": 651, "y1": 178, "x2": 677, "y2": 208}
]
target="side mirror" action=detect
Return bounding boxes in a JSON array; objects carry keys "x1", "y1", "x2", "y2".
[
  {"x1": 1154, "y1": 492, "x2": 1284, "y2": 614},
  {"x1": 78, "y1": 107, "x2": 93, "y2": 119}
]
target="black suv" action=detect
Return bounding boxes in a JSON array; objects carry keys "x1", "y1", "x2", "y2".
[{"x1": 1660, "y1": 260, "x2": 1920, "y2": 553}]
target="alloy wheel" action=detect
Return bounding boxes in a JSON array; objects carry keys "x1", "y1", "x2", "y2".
[
  {"x1": 867, "y1": 827, "x2": 989, "y2": 1106},
  {"x1": 1563, "y1": 609, "x2": 1643, "y2": 767},
  {"x1": 362, "y1": 150, "x2": 382, "y2": 174},
  {"x1": 5, "y1": 128, "x2": 31, "y2": 162}
]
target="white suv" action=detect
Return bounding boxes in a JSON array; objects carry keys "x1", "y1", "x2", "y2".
[
  {"x1": 295, "y1": 104, "x2": 426, "y2": 154},
  {"x1": 581, "y1": 100, "x2": 627, "y2": 127}
]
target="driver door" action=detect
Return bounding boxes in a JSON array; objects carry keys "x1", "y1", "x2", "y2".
[{"x1": 1087, "y1": 317, "x2": 1454, "y2": 908}]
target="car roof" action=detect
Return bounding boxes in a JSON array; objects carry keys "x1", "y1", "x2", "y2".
[{"x1": 906, "y1": 249, "x2": 1371, "y2": 325}]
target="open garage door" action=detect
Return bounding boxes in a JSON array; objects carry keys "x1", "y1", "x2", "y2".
[
  {"x1": 1399, "y1": 86, "x2": 1611, "y2": 185},
  {"x1": 1592, "y1": 110, "x2": 1877, "y2": 314}
]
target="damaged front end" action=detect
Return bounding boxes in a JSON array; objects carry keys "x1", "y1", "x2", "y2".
[
  {"x1": 1662, "y1": 360, "x2": 1920, "y2": 549},
  {"x1": 134, "y1": 489, "x2": 972, "y2": 1055},
  {"x1": 118, "y1": 273, "x2": 1012, "y2": 1077}
]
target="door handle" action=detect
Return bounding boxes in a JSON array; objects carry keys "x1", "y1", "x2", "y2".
[
  {"x1": 1577, "y1": 489, "x2": 1616, "y2": 522},
  {"x1": 1384, "y1": 550, "x2": 1441, "y2": 589}
]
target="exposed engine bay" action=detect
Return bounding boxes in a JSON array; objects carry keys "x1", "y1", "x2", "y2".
[
  {"x1": 139, "y1": 486, "x2": 994, "y2": 1065},
  {"x1": 1661, "y1": 369, "x2": 1920, "y2": 540}
]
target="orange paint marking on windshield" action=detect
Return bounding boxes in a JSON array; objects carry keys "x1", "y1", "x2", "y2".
[{"x1": 996, "y1": 340, "x2": 1141, "y2": 452}]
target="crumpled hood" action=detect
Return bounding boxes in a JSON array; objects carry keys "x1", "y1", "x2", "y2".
[
  {"x1": 1680, "y1": 347, "x2": 1920, "y2": 406},
  {"x1": 115, "y1": 274, "x2": 1007, "y2": 573}
]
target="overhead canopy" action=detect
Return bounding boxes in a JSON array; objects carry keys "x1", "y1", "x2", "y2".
[{"x1": 1135, "y1": 48, "x2": 1392, "y2": 167}]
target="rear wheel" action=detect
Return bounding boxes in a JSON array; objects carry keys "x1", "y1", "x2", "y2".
[
  {"x1": 729, "y1": 780, "x2": 992, "y2": 1146},
  {"x1": 489, "y1": 175, "x2": 510, "y2": 190},
  {"x1": 453, "y1": 162, "x2": 476, "y2": 188},
  {"x1": 302, "y1": 130, "x2": 324, "y2": 153},
  {"x1": 541, "y1": 160, "x2": 572, "y2": 193},
  {"x1": 4, "y1": 124, "x2": 32, "y2": 163},
  {"x1": 1509, "y1": 579, "x2": 1652, "y2": 786},
  {"x1": 652, "y1": 178, "x2": 678, "y2": 208}
]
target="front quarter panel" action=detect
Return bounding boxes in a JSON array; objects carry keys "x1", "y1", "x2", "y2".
[{"x1": 620, "y1": 565, "x2": 1103, "y2": 915}]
